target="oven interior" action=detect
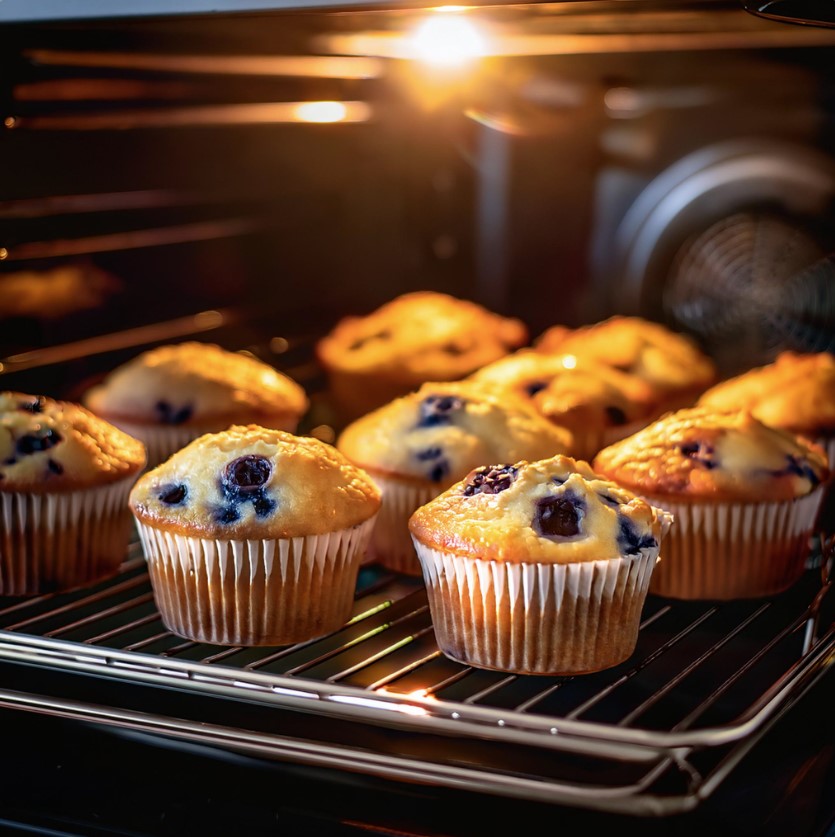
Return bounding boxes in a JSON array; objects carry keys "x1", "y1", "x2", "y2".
[{"x1": 0, "y1": 0, "x2": 834, "y2": 828}]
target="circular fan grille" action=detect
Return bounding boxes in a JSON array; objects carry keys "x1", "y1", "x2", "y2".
[{"x1": 663, "y1": 212, "x2": 833, "y2": 374}]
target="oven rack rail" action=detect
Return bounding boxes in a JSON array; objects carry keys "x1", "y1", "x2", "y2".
[{"x1": 0, "y1": 540, "x2": 831, "y2": 816}]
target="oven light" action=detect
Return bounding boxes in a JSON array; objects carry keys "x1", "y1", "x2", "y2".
[
  {"x1": 561, "y1": 354, "x2": 578, "y2": 369},
  {"x1": 411, "y1": 14, "x2": 487, "y2": 67},
  {"x1": 293, "y1": 101, "x2": 350, "y2": 123}
]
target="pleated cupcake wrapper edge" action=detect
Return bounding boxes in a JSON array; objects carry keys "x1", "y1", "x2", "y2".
[
  {"x1": 0, "y1": 478, "x2": 136, "y2": 596},
  {"x1": 573, "y1": 418, "x2": 651, "y2": 464},
  {"x1": 364, "y1": 474, "x2": 440, "y2": 574},
  {"x1": 412, "y1": 540, "x2": 659, "y2": 675},
  {"x1": 136, "y1": 515, "x2": 377, "y2": 646},
  {"x1": 646, "y1": 489, "x2": 824, "y2": 600}
]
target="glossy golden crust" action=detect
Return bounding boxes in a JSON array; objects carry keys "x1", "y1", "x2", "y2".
[
  {"x1": 593, "y1": 407, "x2": 830, "y2": 502},
  {"x1": 337, "y1": 380, "x2": 573, "y2": 489},
  {"x1": 85, "y1": 342, "x2": 309, "y2": 426},
  {"x1": 0, "y1": 392, "x2": 146, "y2": 492},
  {"x1": 315, "y1": 291, "x2": 528, "y2": 384},
  {"x1": 469, "y1": 349, "x2": 659, "y2": 431},
  {"x1": 408, "y1": 454, "x2": 672, "y2": 564},
  {"x1": 535, "y1": 316, "x2": 717, "y2": 394},
  {"x1": 697, "y1": 351, "x2": 835, "y2": 435},
  {"x1": 130, "y1": 425, "x2": 381, "y2": 539}
]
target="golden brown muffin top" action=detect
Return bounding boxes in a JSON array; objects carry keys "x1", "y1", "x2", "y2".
[
  {"x1": 337, "y1": 380, "x2": 573, "y2": 489},
  {"x1": 315, "y1": 291, "x2": 528, "y2": 383},
  {"x1": 535, "y1": 316, "x2": 717, "y2": 394},
  {"x1": 0, "y1": 391, "x2": 146, "y2": 493},
  {"x1": 697, "y1": 351, "x2": 835, "y2": 436},
  {"x1": 408, "y1": 453, "x2": 673, "y2": 564},
  {"x1": 84, "y1": 342, "x2": 309, "y2": 427},
  {"x1": 593, "y1": 407, "x2": 829, "y2": 502},
  {"x1": 469, "y1": 349, "x2": 659, "y2": 432},
  {"x1": 130, "y1": 425, "x2": 381, "y2": 539}
]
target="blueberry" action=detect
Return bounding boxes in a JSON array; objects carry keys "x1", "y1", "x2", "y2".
[
  {"x1": 215, "y1": 505, "x2": 240, "y2": 525},
  {"x1": 428, "y1": 460, "x2": 450, "y2": 483},
  {"x1": 679, "y1": 441, "x2": 717, "y2": 470},
  {"x1": 155, "y1": 400, "x2": 193, "y2": 426},
  {"x1": 416, "y1": 447, "x2": 443, "y2": 462},
  {"x1": 551, "y1": 475, "x2": 567, "y2": 486},
  {"x1": 18, "y1": 397, "x2": 44, "y2": 414},
  {"x1": 417, "y1": 395, "x2": 464, "y2": 428},
  {"x1": 17, "y1": 428, "x2": 62, "y2": 455},
  {"x1": 605, "y1": 405, "x2": 627, "y2": 426},
  {"x1": 47, "y1": 458, "x2": 63, "y2": 476},
  {"x1": 773, "y1": 454, "x2": 820, "y2": 486},
  {"x1": 441, "y1": 342, "x2": 466, "y2": 356},
  {"x1": 223, "y1": 455, "x2": 272, "y2": 492},
  {"x1": 526, "y1": 380, "x2": 548, "y2": 397},
  {"x1": 159, "y1": 483, "x2": 188, "y2": 505},
  {"x1": 618, "y1": 517, "x2": 657, "y2": 556},
  {"x1": 464, "y1": 465, "x2": 518, "y2": 496},
  {"x1": 534, "y1": 494, "x2": 583, "y2": 538},
  {"x1": 253, "y1": 495, "x2": 277, "y2": 517},
  {"x1": 599, "y1": 492, "x2": 621, "y2": 507},
  {"x1": 349, "y1": 329, "x2": 390, "y2": 352}
]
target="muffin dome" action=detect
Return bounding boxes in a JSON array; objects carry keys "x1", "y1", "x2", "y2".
[
  {"x1": 592, "y1": 407, "x2": 829, "y2": 502},
  {"x1": 130, "y1": 425, "x2": 381, "y2": 540},
  {"x1": 409, "y1": 453, "x2": 671, "y2": 565},
  {"x1": 85, "y1": 342, "x2": 309, "y2": 427},
  {"x1": 0, "y1": 391, "x2": 145, "y2": 492},
  {"x1": 337, "y1": 380, "x2": 573, "y2": 487}
]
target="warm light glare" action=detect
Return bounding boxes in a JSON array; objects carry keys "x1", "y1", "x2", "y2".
[
  {"x1": 561, "y1": 354, "x2": 578, "y2": 369},
  {"x1": 411, "y1": 15, "x2": 487, "y2": 67},
  {"x1": 293, "y1": 100, "x2": 349, "y2": 123}
]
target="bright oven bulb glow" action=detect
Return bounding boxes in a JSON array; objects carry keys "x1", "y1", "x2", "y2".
[
  {"x1": 411, "y1": 16, "x2": 486, "y2": 67},
  {"x1": 293, "y1": 101, "x2": 349, "y2": 123}
]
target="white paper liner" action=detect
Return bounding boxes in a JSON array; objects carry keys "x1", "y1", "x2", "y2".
[
  {"x1": 111, "y1": 415, "x2": 301, "y2": 470},
  {"x1": 0, "y1": 477, "x2": 136, "y2": 596},
  {"x1": 412, "y1": 539, "x2": 659, "y2": 675},
  {"x1": 645, "y1": 489, "x2": 824, "y2": 600},
  {"x1": 135, "y1": 515, "x2": 377, "y2": 646},
  {"x1": 364, "y1": 474, "x2": 440, "y2": 575}
]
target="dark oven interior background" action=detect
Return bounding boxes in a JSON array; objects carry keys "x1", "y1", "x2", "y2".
[{"x1": 2, "y1": 0, "x2": 835, "y2": 406}]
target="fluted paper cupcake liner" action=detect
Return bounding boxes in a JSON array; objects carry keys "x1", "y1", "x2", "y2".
[
  {"x1": 364, "y1": 474, "x2": 440, "y2": 574},
  {"x1": 0, "y1": 478, "x2": 137, "y2": 596},
  {"x1": 572, "y1": 417, "x2": 653, "y2": 464},
  {"x1": 136, "y1": 516, "x2": 377, "y2": 646},
  {"x1": 412, "y1": 540, "x2": 659, "y2": 675},
  {"x1": 112, "y1": 416, "x2": 301, "y2": 470},
  {"x1": 645, "y1": 489, "x2": 824, "y2": 600}
]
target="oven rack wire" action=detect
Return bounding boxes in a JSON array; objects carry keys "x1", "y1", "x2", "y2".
[{"x1": 0, "y1": 534, "x2": 831, "y2": 816}]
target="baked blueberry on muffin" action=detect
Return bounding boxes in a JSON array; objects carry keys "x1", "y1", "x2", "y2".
[
  {"x1": 593, "y1": 407, "x2": 830, "y2": 600},
  {"x1": 535, "y1": 315, "x2": 718, "y2": 414},
  {"x1": 469, "y1": 349, "x2": 658, "y2": 461},
  {"x1": 84, "y1": 342, "x2": 309, "y2": 468},
  {"x1": 0, "y1": 391, "x2": 146, "y2": 595},
  {"x1": 408, "y1": 454, "x2": 673, "y2": 675},
  {"x1": 315, "y1": 291, "x2": 529, "y2": 422},
  {"x1": 130, "y1": 425, "x2": 381, "y2": 646},
  {"x1": 337, "y1": 380, "x2": 573, "y2": 574}
]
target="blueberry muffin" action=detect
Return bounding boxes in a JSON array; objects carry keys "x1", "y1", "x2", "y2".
[
  {"x1": 337, "y1": 380, "x2": 573, "y2": 574},
  {"x1": 593, "y1": 407, "x2": 830, "y2": 599},
  {"x1": 315, "y1": 291, "x2": 529, "y2": 422},
  {"x1": 0, "y1": 391, "x2": 146, "y2": 595},
  {"x1": 84, "y1": 342, "x2": 309, "y2": 468},
  {"x1": 409, "y1": 454, "x2": 672, "y2": 675},
  {"x1": 697, "y1": 351, "x2": 835, "y2": 465},
  {"x1": 469, "y1": 349, "x2": 658, "y2": 461},
  {"x1": 535, "y1": 316, "x2": 718, "y2": 414},
  {"x1": 130, "y1": 425, "x2": 381, "y2": 646}
]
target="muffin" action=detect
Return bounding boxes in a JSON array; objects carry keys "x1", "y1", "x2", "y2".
[
  {"x1": 593, "y1": 407, "x2": 830, "y2": 600},
  {"x1": 535, "y1": 316, "x2": 718, "y2": 414},
  {"x1": 408, "y1": 454, "x2": 673, "y2": 675},
  {"x1": 129, "y1": 425, "x2": 381, "y2": 646},
  {"x1": 315, "y1": 291, "x2": 529, "y2": 422},
  {"x1": 0, "y1": 391, "x2": 146, "y2": 596},
  {"x1": 697, "y1": 351, "x2": 835, "y2": 465},
  {"x1": 469, "y1": 349, "x2": 659, "y2": 461},
  {"x1": 84, "y1": 342, "x2": 309, "y2": 468},
  {"x1": 336, "y1": 380, "x2": 573, "y2": 575}
]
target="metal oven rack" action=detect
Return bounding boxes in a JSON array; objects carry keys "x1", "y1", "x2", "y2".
[{"x1": 0, "y1": 536, "x2": 831, "y2": 817}]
